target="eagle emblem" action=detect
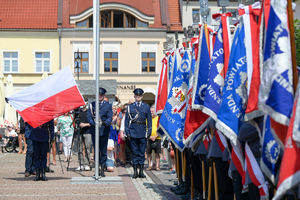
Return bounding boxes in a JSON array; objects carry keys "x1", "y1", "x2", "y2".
[
  {"x1": 168, "y1": 82, "x2": 188, "y2": 119},
  {"x1": 235, "y1": 71, "x2": 248, "y2": 109},
  {"x1": 176, "y1": 128, "x2": 183, "y2": 142},
  {"x1": 265, "y1": 139, "x2": 280, "y2": 164}
]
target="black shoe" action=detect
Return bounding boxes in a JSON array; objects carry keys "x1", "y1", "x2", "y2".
[
  {"x1": 132, "y1": 165, "x2": 138, "y2": 179},
  {"x1": 181, "y1": 191, "x2": 191, "y2": 200},
  {"x1": 100, "y1": 163, "x2": 106, "y2": 177},
  {"x1": 125, "y1": 163, "x2": 131, "y2": 168},
  {"x1": 41, "y1": 168, "x2": 47, "y2": 181},
  {"x1": 45, "y1": 166, "x2": 54, "y2": 173},
  {"x1": 33, "y1": 168, "x2": 40, "y2": 181},
  {"x1": 170, "y1": 183, "x2": 183, "y2": 192},
  {"x1": 139, "y1": 165, "x2": 146, "y2": 178},
  {"x1": 175, "y1": 182, "x2": 190, "y2": 195}
]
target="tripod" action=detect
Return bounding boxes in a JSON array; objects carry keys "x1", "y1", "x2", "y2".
[{"x1": 67, "y1": 120, "x2": 81, "y2": 171}]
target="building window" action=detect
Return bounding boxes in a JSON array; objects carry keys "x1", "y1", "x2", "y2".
[
  {"x1": 76, "y1": 15, "x2": 93, "y2": 28},
  {"x1": 192, "y1": 9, "x2": 200, "y2": 24},
  {"x1": 74, "y1": 52, "x2": 89, "y2": 73},
  {"x1": 142, "y1": 53, "x2": 155, "y2": 73},
  {"x1": 227, "y1": 9, "x2": 238, "y2": 25},
  {"x1": 3, "y1": 52, "x2": 18, "y2": 73},
  {"x1": 35, "y1": 52, "x2": 50, "y2": 73},
  {"x1": 104, "y1": 52, "x2": 118, "y2": 73}
]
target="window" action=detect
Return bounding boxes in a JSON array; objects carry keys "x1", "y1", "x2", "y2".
[
  {"x1": 227, "y1": 9, "x2": 238, "y2": 25},
  {"x1": 77, "y1": 10, "x2": 149, "y2": 28},
  {"x1": 35, "y1": 52, "x2": 50, "y2": 73},
  {"x1": 74, "y1": 52, "x2": 89, "y2": 73},
  {"x1": 3, "y1": 52, "x2": 18, "y2": 73},
  {"x1": 192, "y1": 9, "x2": 200, "y2": 24},
  {"x1": 104, "y1": 52, "x2": 118, "y2": 73},
  {"x1": 142, "y1": 53, "x2": 155, "y2": 73}
]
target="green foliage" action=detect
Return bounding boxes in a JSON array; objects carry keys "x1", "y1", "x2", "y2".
[{"x1": 295, "y1": 19, "x2": 300, "y2": 67}]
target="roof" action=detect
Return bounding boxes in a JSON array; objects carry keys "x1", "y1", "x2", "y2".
[
  {"x1": 76, "y1": 80, "x2": 117, "y2": 96},
  {"x1": 69, "y1": 0, "x2": 155, "y2": 17},
  {"x1": 0, "y1": 0, "x2": 58, "y2": 29},
  {"x1": 168, "y1": 0, "x2": 182, "y2": 31}
]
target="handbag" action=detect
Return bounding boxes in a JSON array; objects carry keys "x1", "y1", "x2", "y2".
[
  {"x1": 162, "y1": 138, "x2": 168, "y2": 148},
  {"x1": 150, "y1": 140, "x2": 158, "y2": 149}
]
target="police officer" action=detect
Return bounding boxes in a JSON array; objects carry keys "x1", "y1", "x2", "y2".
[
  {"x1": 125, "y1": 88, "x2": 152, "y2": 179},
  {"x1": 29, "y1": 120, "x2": 54, "y2": 181},
  {"x1": 87, "y1": 87, "x2": 113, "y2": 177}
]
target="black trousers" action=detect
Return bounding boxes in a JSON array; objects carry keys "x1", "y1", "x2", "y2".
[
  {"x1": 232, "y1": 171, "x2": 248, "y2": 200},
  {"x1": 125, "y1": 137, "x2": 132, "y2": 164},
  {"x1": 188, "y1": 149, "x2": 202, "y2": 191},
  {"x1": 214, "y1": 158, "x2": 234, "y2": 200}
]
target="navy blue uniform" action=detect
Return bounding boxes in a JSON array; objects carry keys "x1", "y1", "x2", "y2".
[
  {"x1": 87, "y1": 101, "x2": 113, "y2": 164},
  {"x1": 125, "y1": 102, "x2": 152, "y2": 165},
  {"x1": 29, "y1": 120, "x2": 54, "y2": 168}
]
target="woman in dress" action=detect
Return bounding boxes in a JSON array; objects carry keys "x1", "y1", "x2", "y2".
[{"x1": 57, "y1": 112, "x2": 74, "y2": 162}]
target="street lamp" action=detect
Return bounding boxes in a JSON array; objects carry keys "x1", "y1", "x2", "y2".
[{"x1": 75, "y1": 49, "x2": 81, "y2": 81}]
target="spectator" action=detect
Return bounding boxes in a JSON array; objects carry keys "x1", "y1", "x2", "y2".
[
  {"x1": 76, "y1": 99, "x2": 92, "y2": 171},
  {"x1": 118, "y1": 106, "x2": 127, "y2": 166},
  {"x1": 169, "y1": 142, "x2": 176, "y2": 174},
  {"x1": 47, "y1": 118, "x2": 57, "y2": 166},
  {"x1": 18, "y1": 117, "x2": 27, "y2": 154},
  {"x1": 57, "y1": 112, "x2": 74, "y2": 162},
  {"x1": 106, "y1": 137, "x2": 115, "y2": 172},
  {"x1": 146, "y1": 106, "x2": 161, "y2": 171},
  {"x1": 123, "y1": 101, "x2": 133, "y2": 168},
  {"x1": 5, "y1": 124, "x2": 18, "y2": 152}
]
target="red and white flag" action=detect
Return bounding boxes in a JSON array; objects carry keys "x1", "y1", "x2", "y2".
[
  {"x1": 231, "y1": 140, "x2": 246, "y2": 185},
  {"x1": 6, "y1": 67, "x2": 85, "y2": 128},
  {"x1": 155, "y1": 57, "x2": 168, "y2": 115}
]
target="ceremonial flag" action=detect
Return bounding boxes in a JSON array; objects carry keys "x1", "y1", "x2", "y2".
[
  {"x1": 203, "y1": 22, "x2": 225, "y2": 120},
  {"x1": 215, "y1": 130, "x2": 227, "y2": 152},
  {"x1": 183, "y1": 39, "x2": 210, "y2": 144},
  {"x1": 155, "y1": 57, "x2": 168, "y2": 115},
  {"x1": 258, "y1": 0, "x2": 294, "y2": 127},
  {"x1": 260, "y1": 115, "x2": 281, "y2": 186},
  {"x1": 167, "y1": 51, "x2": 175, "y2": 93},
  {"x1": 231, "y1": 140, "x2": 246, "y2": 185},
  {"x1": 6, "y1": 67, "x2": 85, "y2": 128},
  {"x1": 159, "y1": 50, "x2": 190, "y2": 151},
  {"x1": 273, "y1": 80, "x2": 300, "y2": 200},
  {"x1": 191, "y1": 25, "x2": 211, "y2": 110},
  {"x1": 216, "y1": 22, "x2": 247, "y2": 145}
]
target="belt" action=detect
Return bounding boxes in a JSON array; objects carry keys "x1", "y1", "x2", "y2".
[{"x1": 132, "y1": 121, "x2": 146, "y2": 125}]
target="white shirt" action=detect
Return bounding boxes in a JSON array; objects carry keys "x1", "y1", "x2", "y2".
[
  {"x1": 107, "y1": 139, "x2": 115, "y2": 160},
  {"x1": 120, "y1": 116, "x2": 125, "y2": 131},
  {"x1": 8, "y1": 129, "x2": 17, "y2": 137}
]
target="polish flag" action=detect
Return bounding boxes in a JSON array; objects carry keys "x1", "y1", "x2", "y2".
[
  {"x1": 155, "y1": 57, "x2": 168, "y2": 115},
  {"x1": 6, "y1": 67, "x2": 85, "y2": 128}
]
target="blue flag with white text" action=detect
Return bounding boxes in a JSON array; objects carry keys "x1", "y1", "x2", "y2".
[
  {"x1": 216, "y1": 23, "x2": 247, "y2": 145},
  {"x1": 191, "y1": 27, "x2": 210, "y2": 110},
  {"x1": 203, "y1": 23, "x2": 225, "y2": 120},
  {"x1": 258, "y1": 4, "x2": 294, "y2": 126},
  {"x1": 261, "y1": 115, "x2": 281, "y2": 186},
  {"x1": 159, "y1": 50, "x2": 190, "y2": 151}
]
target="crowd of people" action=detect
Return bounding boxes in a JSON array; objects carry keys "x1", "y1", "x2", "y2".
[{"x1": 1, "y1": 87, "x2": 174, "y2": 181}]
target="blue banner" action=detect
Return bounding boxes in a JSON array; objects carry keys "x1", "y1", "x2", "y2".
[
  {"x1": 159, "y1": 50, "x2": 190, "y2": 151},
  {"x1": 261, "y1": 115, "x2": 281, "y2": 186},
  {"x1": 191, "y1": 27, "x2": 210, "y2": 110},
  {"x1": 258, "y1": 5, "x2": 294, "y2": 126},
  {"x1": 203, "y1": 23, "x2": 225, "y2": 120},
  {"x1": 216, "y1": 23, "x2": 247, "y2": 145}
]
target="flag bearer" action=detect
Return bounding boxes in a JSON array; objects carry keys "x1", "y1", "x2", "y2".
[
  {"x1": 125, "y1": 88, "x2": 152, "y2": 179},
  {"x1": 87, "y1": 87, "x2": 113, "y2": 177}
]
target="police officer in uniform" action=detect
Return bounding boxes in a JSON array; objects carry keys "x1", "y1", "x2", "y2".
[
  {"x1": 125, "y1": 88, "x2": 152, "y2": 179},
  {"x1": 87, "y1": 87, "x2": 113, "y2": 177},
  {"x1": 29, "y1": 120, "x2": 54, "y2": 181}
]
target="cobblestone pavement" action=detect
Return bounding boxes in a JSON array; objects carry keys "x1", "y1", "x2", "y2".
[{"x1": 0, "y1": 151, "x2": 177, "y2": 200}]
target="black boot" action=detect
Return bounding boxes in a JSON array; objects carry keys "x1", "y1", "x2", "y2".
[
  {"x1": 41, "y1": 168, "x2": 47, "y2": 181},
  {"x1": 170, "y1": 181, "x2": 183, "y2": 192},
  {"x1": 132, "y1": 165, "x2": 138, "y2": 179},
  {"x1": 139, "y1": 165, "x2": 146, "y2": 178},
  {"x1": 33, "y1": 168, "x2": 40, "y2": 181},
  {"x1": 175, "y1": 181, "x2": 190, "y2": 195},
  {"x1": 100, "y1": 163, "x2": 106, "y2": 177}
]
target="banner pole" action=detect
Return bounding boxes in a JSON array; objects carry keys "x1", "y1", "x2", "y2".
[
  {"x1": 287, "y1": 0, "x2": 298, "y2": 93},
  {"x1": 176, "y1": 148, "x2": 182, "y2": 182},
  {"x1": 202, "y1": 160, "x2": 207, "y2": 199},
  {"x1": 93, "y1": 0, "x2": 100, "y2": 180}
]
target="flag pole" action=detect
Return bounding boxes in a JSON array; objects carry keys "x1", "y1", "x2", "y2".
[
  {"x1": 176, "y1": 148, "x2": 182, "y2": 183},
  {"x1": 93, "y1": 0, "x2": 100, "y2": 180},
  {"x1": 287, "y1": 0, "x2": 298, "y2": 93},
  {"x1": 202, "y1": 159, "x2": 207, "y2": 199}
]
